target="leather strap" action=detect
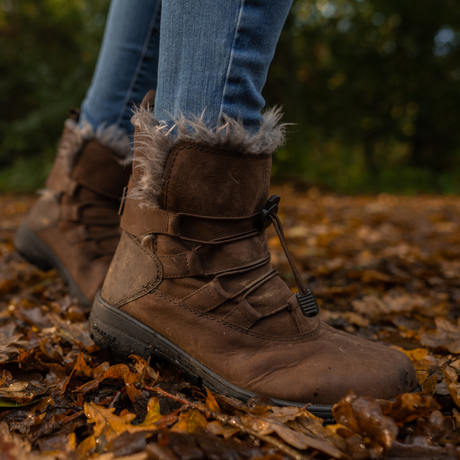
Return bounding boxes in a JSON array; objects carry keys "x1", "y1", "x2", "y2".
[
  {"x1": 224, "y1": 299, "x2": 262, "y2": 328},
  {"x1": 49, "y1": 166, "x2": 124, "y2": 201},
  {"x1": 121, "y1": 202, "x2": 181, "y2": 237},
  {"x1": 181, "y1": 262, "x2": 273, "y2": 313},
  {"x1": 64, "y1": 225, "x2": 90, "y2": 243},
  {"x1": 61, "y1": 202, "x2": 120, "y2": 225},
  {"x1": 120, "y1": 197, "x2": 259, "y2": 241},
  {"x1": 159, "y1": 251, "x2": 204, "y2": 278},
  {"x1": 182, "y1": 278, "x2": 230, "y2": 312}
]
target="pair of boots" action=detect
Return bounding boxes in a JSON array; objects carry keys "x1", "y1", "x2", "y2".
[{"x1": 15, "y1": 92, "x2": 416, "y2": 417}]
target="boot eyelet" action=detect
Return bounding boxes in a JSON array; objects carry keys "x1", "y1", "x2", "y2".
[{"x1": 258, "y1": 195, "x2": 281, "y2": 229}]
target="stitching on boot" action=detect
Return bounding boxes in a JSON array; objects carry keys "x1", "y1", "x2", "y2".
[
  {"x1": 151, "y1": 289, "x2": 322, "y2": 342},
  {"x1": 224, "y1": 309, "x2": 252, "y2": 328},
  {"x1": 291, "y1": 307, "x2": 304, "y2": 334},
  {"x1": 163, "y1": 146, "x2": 184, "y2": 210},
  {"x1": 129, "y1": 106, "x2": 289, "y2": 208}
]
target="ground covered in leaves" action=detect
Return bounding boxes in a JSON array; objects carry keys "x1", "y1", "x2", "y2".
[{"x1": 1, "y1": 187, "x2": 460, "y2": 459}]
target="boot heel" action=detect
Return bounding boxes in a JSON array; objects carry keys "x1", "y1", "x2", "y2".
[
  {"x1": 14, "y1": 224, "x2": 91, "y2": 306},
  {"x1": 14, "y1": 224, "x2": 53, "y2": 272},
  {"x1": 89, "y1": 293, "x2": 157, "y2": 361}
]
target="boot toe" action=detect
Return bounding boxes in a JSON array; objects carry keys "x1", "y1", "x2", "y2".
[{"x1": 239, "y1": 324, "x2": 417, "y2": 405}]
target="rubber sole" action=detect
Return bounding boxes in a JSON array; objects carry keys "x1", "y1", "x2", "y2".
[
  {"x1": 14, "y1": 224, "x2": 91, "y2": 307},
  {"x1": 89, "y1": 291, "x2": 335, "y2": 421}
]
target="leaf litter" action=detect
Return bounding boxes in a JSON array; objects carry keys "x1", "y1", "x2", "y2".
[{"x1": 2, "y1": 189, "x2": 460, "y2": 458}]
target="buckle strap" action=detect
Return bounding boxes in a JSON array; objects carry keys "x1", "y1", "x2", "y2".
[
  {"x1": 159, "y1": 233, "x2": 270, "y2": 278},
  {"x1": 120, "y1": 197, "x2": 259, "y2": 241},
  {"x1": 121, "y1": 201, "x2": 181, "y2": 237},
  {"x1": 159, "y1": 251, "x2": 204, "y2": 278},
  {"x1": 181, "y1": 261, "x2": 273, "y2": 314},
  {"x1": 224, "y1": 299, "x2": 262, "y2": 328},
  {"x1": 52, "y1": 172, "x2": 122, "y2": 201},
  {"x1": 64, "y1": 225, "x2": 120, "y2": 244},
  {"x1": 60, "y1": 202, "x2": 120, "y2": 225},
  {"x1": 182, "y1": 278, "x2": 230, "y2": 312}
]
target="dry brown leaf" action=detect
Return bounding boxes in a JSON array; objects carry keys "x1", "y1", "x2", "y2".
[
  {"x1": 85, "y1": 402, "x2": 135, "y2": 440},
  {"x1": 333, "y1": 393, "x2": 398, "y2": 452},
  {"x1": 442, "y1": 365, "x2": 460, "y2": 408},
  {"x1": 422, "y1": 373, "x2": 438, "y2": 395},
  {"x1": 379, "y1": 392, "x2": 440, "y2": 425},
  {"x1": 206, "y1": 420, "x2": 240, "y2": 439},
  {"x1": 419, "y1": 317, "x2": 460, "y2": 352},
  {"x1": 73, "y1": 352, "x2": 93, "y2": 379},
  {"x1": 241, "y1": 413, "x2": 345, "y2": 458}
]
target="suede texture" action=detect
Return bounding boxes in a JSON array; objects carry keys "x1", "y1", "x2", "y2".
[
  {"x1": 102, "y1": 135, "x2": 417, "y2": 405},
  {"x1": 22, "y1": 126, "x2": 131, "y2": 302},
  {"x1": 121, "y1": 292, "x2": 415, "y2": 404}
]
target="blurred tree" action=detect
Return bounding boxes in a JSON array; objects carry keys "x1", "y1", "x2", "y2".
[
  {"x1": 265, "y1": 0, "x2": 460, "y2": 192},
  {"x1": 0, "y1": 0, "x2": 109, "y2": 191},
  {"x1": 1, "y1": 0, "x2": 460, "y2": 192}
]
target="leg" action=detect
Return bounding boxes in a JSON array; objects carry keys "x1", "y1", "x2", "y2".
[
  {"x1": 91, "y1": 0, "x2": 417, "y2": 412},
  {"x1": 81, "y1": 0, "x2": 162, "y2": 137},
  {"x1": 15, "y1": 0, "x2": 162, "y2": 305},
  {"x1": 155, "y1": 0, "x2": 291, "y2": 129}
]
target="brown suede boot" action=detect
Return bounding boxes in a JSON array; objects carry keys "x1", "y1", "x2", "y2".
[
  {"x1": 89, "y1": 94, "x2": 417, "y2": 418},
  {"x1": 15, "y1": 111, "x2": 132, "y2": 306}
]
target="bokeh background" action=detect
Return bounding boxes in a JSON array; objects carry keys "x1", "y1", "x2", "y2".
[{"x1": 1, "y1": 0, "x2": 460, "y2": 193}]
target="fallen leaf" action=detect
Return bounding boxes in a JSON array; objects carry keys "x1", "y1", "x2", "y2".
[
  {"x1": 419, "y1": 317, "x2": 460, "y2": 353},
  {"x1": 333, "y1": 393, "x2": 398, "y2": 452},
  {"x1": 205, "y1": 388, "x2": 220, "y2": 413},
  {"x1": 171, "y1": 410, "x2": 207, "y2": 434},
  {"x1": 84, "y1": 402, "x2": 137, "y2": 442},
  {"x1": 206, "y1": 421, "x2": 240, "y2": 439},
  {"x1": 379, "y1": 392, "x2": 440, "y2": 425},
  {"x1": 73, "y1": 352, "x2": 93, "y2": 379},
  {"x1": 443, "y1": 365, "x2": 460, "y2": 408}
]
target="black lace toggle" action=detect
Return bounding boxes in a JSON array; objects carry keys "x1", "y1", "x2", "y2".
[
  {"x1": 259, "y1": 195, "x2": 320, "y2": 318},
  {"x1": 258, "y1": 195, "x2": 281, "y2": 229},
  {"x1": 296, "y1": 290, "x2": 320, "y2": 317}
]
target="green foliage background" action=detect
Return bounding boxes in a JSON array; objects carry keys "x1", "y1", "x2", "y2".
[{"x1": 1, "y1": 0, "x2": 460, "y2": 193}]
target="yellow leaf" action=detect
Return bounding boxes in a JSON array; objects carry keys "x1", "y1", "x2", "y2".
[
  {"x1": 205, "y1": 387, "x2": 220, "y2": 413},
  {"x1": 67, "y1": 432, "x2": 76, "y2": 450},
  {"x1": 171, "y1": 410, "x2": 207, "y2": 433},
  {"x1": 139, "y1": 397, "x2": 162, "y2": 427},
  {"x1": 84, "y1": 402, "x2": 136, "y2": 442},
  {"x1": 75, "y1": 434, "x2": 96, "y2": 460},
  {"x1": 392, "y1": 347, "x2": 437, "y2": 370}
]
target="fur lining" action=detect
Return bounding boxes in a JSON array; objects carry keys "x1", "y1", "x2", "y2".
[
  {"x1": 130, "y1": 106, "x2": 288, "y2": 207},
  {"x1": 58, "y1": 119, "x2": 130, "y2": 173},
  {"x1": 37, "y1": 189, "x2": 60, "y2": 202}
]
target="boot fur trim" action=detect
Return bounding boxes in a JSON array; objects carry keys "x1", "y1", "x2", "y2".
[
  {"x1": 58, "y1": 119, "x2": 130, "y2": 174},
  {"x1": 130, "y1": 106, "x2": 288, "y2": 207}
]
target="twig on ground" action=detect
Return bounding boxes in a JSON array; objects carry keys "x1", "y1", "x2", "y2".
[{"x1": 145, "y1": 385, "x2": 311, "y2": 460}]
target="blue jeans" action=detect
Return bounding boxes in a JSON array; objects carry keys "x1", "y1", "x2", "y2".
[{"x1": 81, "y1": 0, "x2": 292, "y2": 135}]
